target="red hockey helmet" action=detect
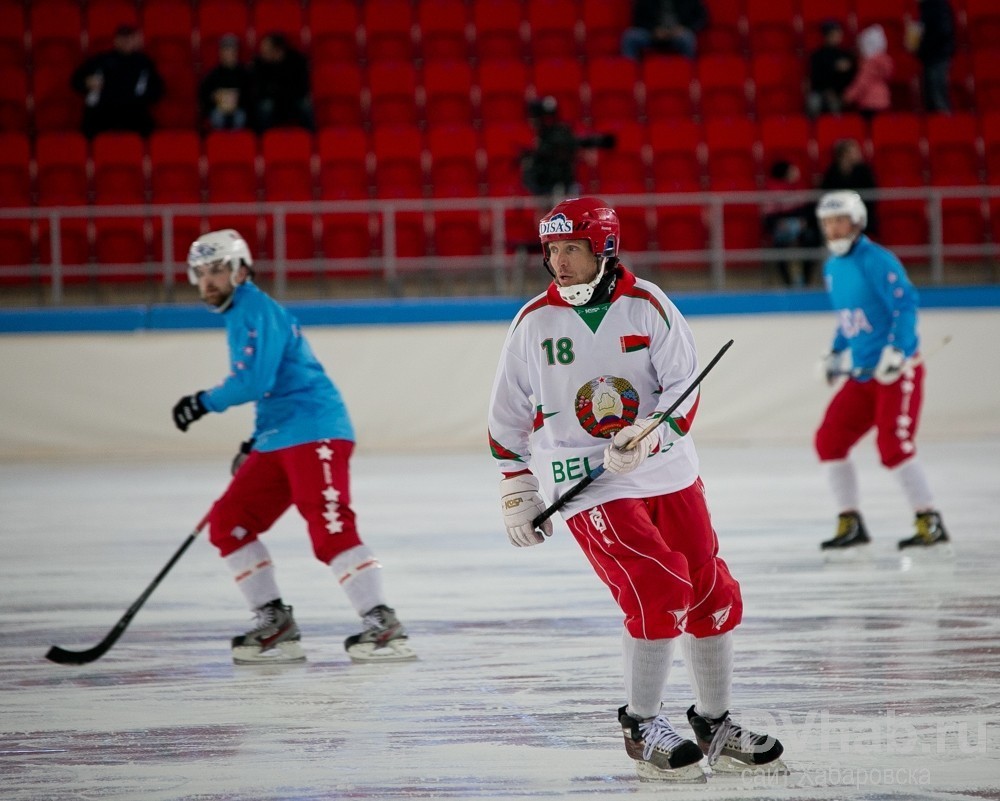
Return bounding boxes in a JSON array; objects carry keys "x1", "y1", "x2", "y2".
[{"x1": 538, "y1": 196, "x2": 620, "y2": 258}]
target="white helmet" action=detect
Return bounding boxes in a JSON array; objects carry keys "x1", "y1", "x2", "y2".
[
  {"x1": 816, "y1": 191, "x2": 867, "y2": 255},
  {"x1": 187, "y1": 229, "x2": 253, "y2": 285}
]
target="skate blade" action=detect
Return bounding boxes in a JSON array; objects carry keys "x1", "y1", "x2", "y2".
[
  {"x1": 635, "y1": 760, "x2": 706, "y2": 783},
  {"x1": 233, "y1": 640, "x2": 307, "y2": 665},
  {"x1": 900, "y1": 542, "x2": 955, "y2": 571},
  {"x1": 822, "y1": 543, "x2": 872, "y2": 563},
  {"x1": 709, "y1": 756, "x2": 789, "y2": 775},
  {"x1": 346, "y1": 639, "x2": 418, "y2": 663}
]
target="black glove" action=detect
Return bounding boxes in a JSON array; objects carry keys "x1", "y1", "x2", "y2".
[
  {"x1": 172, "y1": 393, "x2": 207, "y2": 432},
  {"x1": 231, "y1": 438, "x2": 256, "y2": 476}
]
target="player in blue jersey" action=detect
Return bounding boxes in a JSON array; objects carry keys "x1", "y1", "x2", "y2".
[
  {"x1": 814, "y1": 192, "x2": 951, "y2": 555},
  {"x1": 172, "y1": 229, "x2": 415, "y2": 664}
]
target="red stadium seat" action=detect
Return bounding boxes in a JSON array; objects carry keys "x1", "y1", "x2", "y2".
[
  {"x1": 642, "y1": 56, "x2": 696, "y2": 120},
  {"x1": 580, "y1": 0, "x2": 631, "y2": 58},
  {"x1": 648, "y1": 118, "x2": 703, "y2": 191},
  {"x1": 653, "y1": 204, "x2": 708, "y2": 263},
  {"x1": 697, "y1": 55, "x2": 752, "y2": 119},
  {"x1": 759, "y1": 115, "x2": 813, "y2": 179},
  {"x1": 751, "y1": 54, "x2": 805, "y2": 118},
  {"x1": 982, "y1": 111, "x2": 1000, "y2": 182},
  {"x1": 704, "y1": 117, "x2": 760, "y2": 191},
  {"x1": 362, "y1": 0, "x2": 417, "y2": 63},
  {"x1": 525, "y1": 0, "x2": 581, "y2": 61},
  {"x1": 477, "y1": 59, "x2": 531, "y2": 125},
  {"x1": 814, "y1": 114, "x2": 868, "y2": 167},
  {"x1": 586, "y1": 57, "x2": 642, "y2": 126},
  {"x1": 37, "y1": 218, "x2": 91, "y2": 267},
  {"x1": 307, "y1": 0, "x2": 362, "y2": 67},
  {"x1": 472, "y1": 0, "x2": 527, "y2": 62},
  {"x1": 0, "y1": 220, "x2": 34, "y2": 269},
  {"x1": 252, "y1": 0, "x2": 307, "y2": 51},
  {"x1": 85, "y1": 0, "x2": 139, "y2": 55},
  {"x1": 142, "y1": 0, "x2": 195, "y2": 74},
  {"x1": 36, "y1": 132, "x2": 89, "y2": 206},
  {"x1": 0, "y1": 65, "x2": 28, "y2": 131},
  {"x1": 417, "y1": 0, "x2": 471, "y2": 62},
  {"x1": 149, "y1": 130, "x2": 202, "y2": 203},
  {"x1": 371, "y1": 124, "x2": 426, "y2": 199},
  {"x1": 197, "y1": 0, "x2": 250, "y2": 67},
  {"x1": 431, "y1": 208, "x2": 490, "y2": 256},
  {"x1": 92, "y1": 132, "x2": 146, "y2": 205},
  {"x1": 29, "y1": 0, "x2": 83, "y2": 69},
  {"x1": 0, "y1": 0, "x2": 26, "y2": 68},
  {"x1": 366, "y1": 61, "x2": 420, "y2": 127},
  {"x1": 745, "y1": 0, "x2": 799, "y2": 54},
  {"x1": 531, "y1": 58, "x2": 585, "y2": 125},
  {"x1": 972, "y1": 51, "x2": 1000, "y2": 110},
  {"x1": 93, "y1": 217, "x2": 149, "y2": 267},
  {"x1": 482, "y1": 120, "x2": 534, "y2": 196},
  {"x1": 262, "y1": 129, "x2": 314, "y2": 201},
  {"x1": 205, "y1": 130, "x2": 260, "y2": 202},
  {"x1": 427, "y1": 124, "x2": 482, "y2": 198},
  {"x1": 698, "y1": 0, "x2": 745, "y2": 56},
  {"x1": 878, "y1": 200, "x2": 927, "y2": 247},
  {"x1": 317, "y1": 127, "x2": 370, "y2": 200},
  {"x1": 0, "y1": 132, "x2": 31, "y2": 207},
  {"x1": 313, "y1": 63, "x2": 365, "y2": 129},
  {"x1": 423, "y1": 59, "x2": 476, "y2": 126},
  {"x1": 801, "y1": 0, "x2": 854, "y2": 52},
  {"x1": 870, "y1": 112, "x2": 925, "y2": 186},
  {"x1": 153, "y1": 67, "x2": 199, "y2": 131},
  {"x1": 591, "y1": 120, "x2": 649, "y2": 194},
  {"x1": 319, "y1": 213, "x2": 376, "y2": 260},
  {"x1": 966, "y1": 0, "x2": 1000, "y2": 50},
  {"x1": 31, "y1": 63, "x2": 80, "y2": 133},
  {"x1": 926, "y1": 113, "x2": 981, "y2": 186}
]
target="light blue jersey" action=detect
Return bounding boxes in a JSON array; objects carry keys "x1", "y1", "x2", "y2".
[
  {"x1": 823, "y1": 235, "x2": 919, "y2": 379},
  {"x1": 201, "y1": 282, "x2": 354, "y2": 451}
]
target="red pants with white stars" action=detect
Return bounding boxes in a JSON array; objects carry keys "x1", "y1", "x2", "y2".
[
  {"x1": 208, "y1": 439, "x2": 362, "y2": 563},
  {"x1": 565, "y1": 478, "x2": 743, "y2": 641},
  {"x1": 815, "y1": 363, "x2": 925, "y2": 469}
]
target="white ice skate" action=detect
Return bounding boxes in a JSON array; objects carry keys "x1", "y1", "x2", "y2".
[
  {"x1": 619, "y1": 706, "x2": 707, "y2": 783},
  {"x1": 231, "y1": 601, "x2": 306, "y2": 665},
  {"x1": 344, "y1": 605, "x2": 416, "y2": 663}
]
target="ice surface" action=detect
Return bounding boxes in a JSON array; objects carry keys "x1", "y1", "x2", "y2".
[{"x1": 1, "y1": 441, "x2": 998, "y2": 800}]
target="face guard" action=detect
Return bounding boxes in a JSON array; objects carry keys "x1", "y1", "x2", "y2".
[
  {"x1": 816, "y1": 191, "x2": 867, "y2": 256},
  {"x1": 539, "y1": 197, "x2": 620, "y2": 306}
]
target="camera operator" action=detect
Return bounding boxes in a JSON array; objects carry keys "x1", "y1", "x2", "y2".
[{"x1": 521, "y1": 96, "x2": 616, "y2": 198}]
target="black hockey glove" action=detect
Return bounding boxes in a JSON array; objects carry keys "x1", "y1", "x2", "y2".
[
  {"x1": 231, "y1": 438, "x2": 256, "y2": 476},
  {"x1": 172, "y1": 393, "x2": 207, "y2": 432}
]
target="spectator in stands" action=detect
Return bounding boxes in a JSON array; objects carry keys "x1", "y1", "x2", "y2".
[
  {"x1": 820, "y1": 139, "x2": 878, "y2": 236},
  {"x1": 200, "y1": 34, "x2": 252, "y2": 131},
  {"x1": 249, "y1": 32, "x2": 313, "y2": 133},
  {"x1": 905, "y1": 0, "x2": 956, "y2": 112},
  {"x1": 806, "y1": 20, "x2": 856, "y2": 117},
  {"x1": 762, "y1": 160, "x2": 820, "y2": 287},
  {"x1": 71, "y1": 24, "x2": 164, "y2": 139},
  {"x1": 842, "y1": 24, "x2": 893, "y2": 120},
  {"x1": 621, "y1": 0, "x2": 709, "y2": 61}
]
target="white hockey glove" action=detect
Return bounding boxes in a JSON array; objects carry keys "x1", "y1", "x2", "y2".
[
  {"x1": 499, "y1": 474, "x2": 552, "y2": 547},
  {"x1": 873, "y1": 346, "x2": 906, "y2": 385},
  {"x1": 820, "y1": 350, "x2": 847, "y2": 385},
  {"x1": 603, "y1": 419, "x2": 658, "y2": 475}
]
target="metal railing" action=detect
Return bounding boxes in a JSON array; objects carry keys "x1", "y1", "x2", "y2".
[{"x1": 2, "y1": 185, "x2": 998, "y2": 304}]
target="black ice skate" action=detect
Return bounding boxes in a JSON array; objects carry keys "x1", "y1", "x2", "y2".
[
  {"x1": 898, "y1": 511, "x2": 952, "y2": 551},
  {"x1": 686, "y1": 705, "x2": 787, "y2": 774},
  {"x1": 618, "y1": 706, "x2": 706, "y2": 782},
  {"x1": 821, "y1": 511, "x2": 871, "y2": 555},
  {"x1": 344, "y1": 604, "x2": 416, "y2": 663},
  {"x1": 231, "y1": 600, "x2": 305, "y2": 665}
]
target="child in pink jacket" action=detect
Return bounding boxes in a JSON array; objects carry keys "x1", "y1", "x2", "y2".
[{"x1": 844, "y1": 24, "x2": 894, "y2": 118}]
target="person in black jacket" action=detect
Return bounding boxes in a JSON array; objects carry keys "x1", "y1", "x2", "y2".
[
  {"x1": 807, "y1": 20, "x2": 856, "y2": 116},
  {"x1": 906, "y1": 0, "x2": 956, "y2": 112},
  {"x1": 621, "y1": 0, "x2": 709, "y2": 60},
  {"x1": 71, "y1": 24, "x2": 164, "y2": 139},
  {"x1": 820, "y1": 138, "x2": 879, "y2": 236},
  {"x1": 199, "y1": 34, "x2": 252, "y2": 131},
  {"x1": 249, "y1": 32, "x2": 313, "y2": 132}
]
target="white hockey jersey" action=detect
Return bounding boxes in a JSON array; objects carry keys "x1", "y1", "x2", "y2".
[{"x1": 488, "y1": 269, "x2": 702, "y2": 518}]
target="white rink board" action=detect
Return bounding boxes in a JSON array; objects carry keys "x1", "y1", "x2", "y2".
[{"x1": 0, "y1": 308, "x2": 996, "y2": 459}]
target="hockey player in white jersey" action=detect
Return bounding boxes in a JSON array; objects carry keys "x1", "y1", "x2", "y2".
[{"x1": 487, "y1": 197, "x2": 785, "y2": 781}]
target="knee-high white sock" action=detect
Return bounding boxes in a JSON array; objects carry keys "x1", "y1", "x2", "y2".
[
  {"x1": 892, "y1": 458, "x2": 934, "y2": 512},
  {"x1": 825, "y1": 458, "x2": 860, "y2": 512},
  {"x1": 330, "y1": 544, "x2": 385, "y2": 616},
  {"x1": 623, "y1": 630, "x2": 675, "y2": 720},
  {"x1": 225, "y1": 540, "x2": 281, "y2": 610},
  {"x1": 682, "y1": 631, "x2": 733, "y2": 720}
]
